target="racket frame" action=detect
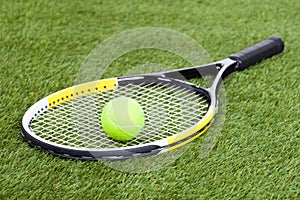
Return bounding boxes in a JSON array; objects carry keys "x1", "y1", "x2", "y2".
[{"x1": 21, "y1": 36, "x2": 284, "y2": 160}]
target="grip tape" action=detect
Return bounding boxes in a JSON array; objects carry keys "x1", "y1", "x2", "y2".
[{"x1": 229, "y1": 36, "x2": 284, "y2": 70}]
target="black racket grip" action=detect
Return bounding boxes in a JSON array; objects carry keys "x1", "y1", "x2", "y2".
[{"x1": 229, "y1": 36, "x2": 284, "y2": 70}]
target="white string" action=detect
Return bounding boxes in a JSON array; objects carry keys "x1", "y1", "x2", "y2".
[{"x1": 30, "y1": 82, "x2": 209, "y2": 149}]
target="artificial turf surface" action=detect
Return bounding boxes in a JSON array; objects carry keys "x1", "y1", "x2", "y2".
[{"x1": 1, "y1": 0, "x2": 299, "y2": 199}]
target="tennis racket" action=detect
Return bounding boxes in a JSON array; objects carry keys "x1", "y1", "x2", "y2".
[{"x1": 21, "y1": 36, "x2": 284, "y2": 161}]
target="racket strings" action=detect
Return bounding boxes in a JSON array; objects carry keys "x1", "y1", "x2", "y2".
[{"x1": 30, "y1": 81, "x2": 210, "y2": 149}]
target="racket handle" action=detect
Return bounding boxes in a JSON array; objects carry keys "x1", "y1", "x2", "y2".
[{"x1": 229, "y1": 36, "x2": 284, "y2": 70}]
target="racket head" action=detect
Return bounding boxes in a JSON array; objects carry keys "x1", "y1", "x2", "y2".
[{"x1": 21, "y1": 75, "x2": 216, "y2": 160}]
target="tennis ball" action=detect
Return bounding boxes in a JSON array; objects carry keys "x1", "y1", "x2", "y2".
[{"x1": 101, "y1": 96, "x2": 145, "y2": 141}]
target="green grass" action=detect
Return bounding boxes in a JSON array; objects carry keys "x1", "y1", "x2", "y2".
[{"x1": 1, "y1": 0, "x2": 299, "y2": 199}]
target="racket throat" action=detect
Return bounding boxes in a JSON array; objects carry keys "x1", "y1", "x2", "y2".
[
  {"x1": 208, "y1": 58, "x2": 238, "y2": 94},
  {"x1": 162, "y1": 63, "x2": 220, "y2": 80}
]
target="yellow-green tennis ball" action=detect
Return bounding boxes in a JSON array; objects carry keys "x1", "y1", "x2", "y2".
[{"x1": 101, "y1": 96, "x2": 145, "y2": 141}]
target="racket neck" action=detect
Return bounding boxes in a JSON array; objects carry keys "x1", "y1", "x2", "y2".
[
  {"x1": 208, "y1": 58, "x2": 237, "y2": 95},
  {"x1": 161, "y1": 64, "x2": 219, "y2": 79}
]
